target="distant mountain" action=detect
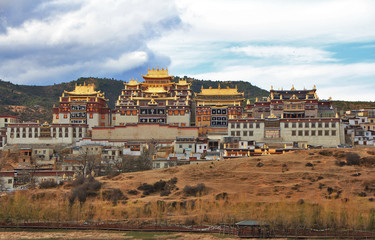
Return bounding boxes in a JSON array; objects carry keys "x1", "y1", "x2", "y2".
[{"x1": 0, "y1": 77, "x2": 373, "y2": 123}]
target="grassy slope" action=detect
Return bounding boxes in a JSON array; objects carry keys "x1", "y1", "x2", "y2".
[{"x1": 2, "y1": 148, "x2": 375, "y2": 228}]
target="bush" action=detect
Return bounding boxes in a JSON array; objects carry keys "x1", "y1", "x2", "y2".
[
  {"x1": 361, "y1": 156, "x2": 375, "y2": 167},
  {"x1": 69, "y1": 176, "x2": 102, "y2": 206},
  {"x1": 346, "y1": 152, "x2": 361, "y2": 166},
  {"x1": 256, "y1": 162, "x2": 264, "y2": 167},
  {"x1": 127, "y1": 189, "x2": 139, "y2": 195},
  {"x1": 137, "y1": 178, "x2": 178, "y2": 196},
  {"x1": 215, "y1": 192, "x2": 228, "y2": 200},
  {"x1": 183, "y1": 183, "x2": 206, "y2": 197},
  {"x1": 160, "y1": 190, "x2": 171, "y2": 196},
  {"x1": 319, "y1": 150, "x2": 333, "y2": 156},
  {"x1": 305, "y1": 162, "x2": 314, "y2": 167},
  {"x1": 39, "y1": 180, "x2": 58, "y2": 189},
  {"x1": 102, "y1": 188, "x2": 127, "y2": 204}
]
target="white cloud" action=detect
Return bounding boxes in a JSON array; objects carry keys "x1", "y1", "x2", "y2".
[
  {"x1": 102, "y1": 51, "x2": 148, "y2": 73},
  {"x1": 0, "y1": 0, "x2": 180, "y2": 84},
  {"x1": 189, "y1": 63, "x2": 375, "y2": 101},
  {"x1": 229, "y1": 46, "x2": 337, "y2": 63}
]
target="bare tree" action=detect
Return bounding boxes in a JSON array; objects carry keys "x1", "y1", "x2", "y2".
[{"x1": 118, "y1": 150, "x2": 152, "y2": 173}]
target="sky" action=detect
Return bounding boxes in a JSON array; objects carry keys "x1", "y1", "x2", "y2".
[{"x1": 0, "y1": 0, "x2": 374, "y2": 101}]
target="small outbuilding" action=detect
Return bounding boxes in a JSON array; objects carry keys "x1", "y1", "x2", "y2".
[{"x1": 236, "y1": 220, "x2": 271, "y2": 238}]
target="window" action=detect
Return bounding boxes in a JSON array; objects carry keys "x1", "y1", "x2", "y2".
[
  {"x1": 311, "y1": 130, "x2": 316, "y2": 136},
  {"x1": 325, "y1": 122, "x2": 329, "y2": 128},
  {"x1": 331, "y1": 122, "x2": 336, "y2": 128},
  {"x1": 292, "y1": 130, "x2": 296, "y2": 136},
  {"x1": 292, "y1": 123, "x2": 296, "y2": 128},
  {"x1": 231, "y1": 123, "x2": 235, "y2": 128},
  {"x1": 298, "y1": 123, "x2": 303, "y2": 128},
  {"x1": 249, "y1": 131, "x2": 253, "y2": 136},
  {"x1": 298, "y1": 130, "x2": 303, "y2": 136},
  {"x1": 256, "y1": 123, "x2": 260, "y2": 128},
  {"x1": 318, "y1": 130, "x2": 322, "y2": 136},
  {"x1": 325, "y1": 130, "x2": 330, "y2": 136},
  {"x1": 318, "y1": 122, "x2": 322, "y2": 128},
  {"x1": 113, "y1": 117, "x2": 116, "y2": 120},
  {"x1": 90, "y1": 114, "x2": 93, "y2": 119},
  {"x1": 243, "y1": 123, "x2": 247, "y2": 128},
  {"x1": 284, "y1": 122, "x2": 289, "y2": 128},
  {"x1": 64, "y1": 114, "x2": 67, "y2": 119},
  {"x1": 331, "y1": 130, "x2": 336, "y2": 136},
  {"x1": 236, "y1": 123, "x2": 241, "y2": 128},
  {"x1": 305, "y1": 130, "x2": 309, "y2": 136},
  {"x1": 8, "y1": 179, "x2": 12, "y2": 184},
  {"x1": 189, "y1": 144, "x2": 192, "y2": 148},
  {"x1": 56, "y1": 115, "x2": 59, "y2": 119},
  {"x1": 231, "y1": 131, "x2": 235, "y2": 136},
  {"x1": 249, "y1": 123, "x2": 253, "y2": 128},
  {"x1": 236, "y1": 131, "x2": 240, "y2": 136},
  {"x1": 243, "y1": 131, "x2": 248, "y2": 136},
  {"x1": 311, "y1": 122, "x2": 316, "y2": 128},
  {"x1": 305, "y1": 122, "x2": 309, "y2": 128}
]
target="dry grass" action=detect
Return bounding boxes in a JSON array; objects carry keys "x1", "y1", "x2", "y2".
[{"x1": 1, "y1": 148, "x2": 375, "y2": 230}]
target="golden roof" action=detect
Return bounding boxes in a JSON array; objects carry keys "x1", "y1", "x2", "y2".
[
  {"x1": 197, "y1": 85, "x2": 244, "y2": 96},
  {"x1": 176, "y1": 79, "x2": 190, "y2": 86},
  {"x1": 126, "y1": 79, "x2": 139, "y2": 85},
  {"x1": 65, "y1": 82, "x2": 104, "y2": 97},
  {"x1": 142, "y1": 67, "x2": 173, "y2": 79},
  {"x1": 143, "y1": 87, "x2": 168, "y2": 94}
]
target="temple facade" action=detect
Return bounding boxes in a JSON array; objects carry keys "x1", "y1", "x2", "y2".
[
  {"x1": 112, "y1": 67, "x2": 194, "y2": 127},
  {"x1": 246, "y1": 85, "x2": 336, "y2": 119},
  {"x1": 52, "y1": 83, "x2": 110, "y2": 129},
  {"x1": 195, "y1": 85, "x2": 244, "y2": 134},
  {"x1": 231, "y1": 86, "x2": 343, "y2": 147}
]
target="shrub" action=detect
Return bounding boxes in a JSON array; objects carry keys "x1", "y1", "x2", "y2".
[
  {"x1": 335, "y1": 160, "x2": 346, "y2": 167},
  {"x1": 137, "y1": 178, "x2": 178, "y2": 196},
  {"x1": 327, "y1": 187, "x2": 334, "y2": 195},
  {"x1": 361, "y1": 156, "x2": 375, "y2": 167},
  {"x1": 127, "y1": 189, "x2": 139, "y2": 195},
  {"x1": 39, "y1": 180, "x2": 58, "y2": 189},
  {"x1": 160, "y1": 190, "x2": 171, "y2": 196},
  {"x1": 216, "y1": 192, "x2": 228, "y2": 200},
  {"x1": 256, "y1": 162, "x2": 264, "y2": 167},
  {"x1": 69, "y1": 176, "x2": 102, "y2": 206},
  {"x1": 102, "y1": 188, "x2": 127, "y2": 204},
  {"x1": 183, "y1": 183, "x2": 206, "y2": 197},
  {"x1": 319, "y1": 150, "x2": 333, "y2": 156},
  {"x1": 305, "y1": 162, "x2": 314, "y2": 167},
  {"x1": 359, "y1": 192, "x2": 367, "y2": 197},
  {"x1": 346, "y1": 152, "x2": 361, "y2": 165}
]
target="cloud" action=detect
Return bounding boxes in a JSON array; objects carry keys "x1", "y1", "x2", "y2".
[
  {"x1": 229, "y1": 46, "x2": 337, "y2": 63},
  {"x1": 0, "y1": 0, "x2": 181, "y2": 84}
]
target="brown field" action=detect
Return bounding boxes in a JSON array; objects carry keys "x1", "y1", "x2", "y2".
[{"x1": 1, "y1": 148, "x2": 375, "y2": 230}]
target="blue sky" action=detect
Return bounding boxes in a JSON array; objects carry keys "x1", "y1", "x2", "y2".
[{"x1": 0, "y1": 0, "x2": 374, "y2": 101}]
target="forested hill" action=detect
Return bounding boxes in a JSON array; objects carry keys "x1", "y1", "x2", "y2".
[{"x1": 0, "y1": 77, "x2": 268, "y2": 123}]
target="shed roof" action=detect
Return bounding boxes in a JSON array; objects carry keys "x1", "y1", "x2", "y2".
[{"x1": 236, "y1": 220, "x2": 265, "y2": 226}]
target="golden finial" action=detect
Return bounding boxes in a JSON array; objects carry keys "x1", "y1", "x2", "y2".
[
  {"x1": 256, "y1": 97, "x2": 258, "y2": 102},
  {"x1": 247, "y1": 99, "x2": 250, "y2": 104},
  {"x1": 329, "y1": 96, "x2": 332, "y2": 101},
  {"x1": 291, "y1": 85, "x2": 295, "y2": 91},
  {"x1": 157, "y1": 66, "x2": 159, "y2": 71},
  {"x1": 313, "y1": 85, "x2": 316, "y2": 90},
  {"x1": 218, "y1": 83, "x2": 221, "y2": 89},
  {"x1": 271, "y1": 85, "x2": 273, "y2": 90}
]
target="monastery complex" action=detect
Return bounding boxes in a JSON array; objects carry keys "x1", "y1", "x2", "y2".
[{"x1": 0, "y1": 67, "x2": 374, "y2": 189}]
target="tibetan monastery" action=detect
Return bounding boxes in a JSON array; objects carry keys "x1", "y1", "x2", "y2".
[
  {"x1": 245, "y1": 85, "x2": 336, "y2": 119},
  {"x1": 112, "y1": 67, "x2": 194, "y2": 127},
  {"x1": 195, "y1": 84, "x2": 244, "y2": 132},
  {"x1": 52, "y1": 83, "x2": 111, "y2": 129}
]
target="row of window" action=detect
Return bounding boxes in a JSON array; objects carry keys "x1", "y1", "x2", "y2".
[
  {"x1": 230, "y1": 130, "x2": 337, "y2": 137},
  {"x1": 230, "y1": 123, "x2": 261, "y2": 129},
  {"x1": 291, "y1": 130, "x2": 336, "y2": 136},
  {"x1": 230, "y1": 122, "x2": 337, "y2": 129}
]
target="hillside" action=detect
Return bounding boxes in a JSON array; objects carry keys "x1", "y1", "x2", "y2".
[{"x1": 2, "y1": 148, "x2": 375, "y2": 229}]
